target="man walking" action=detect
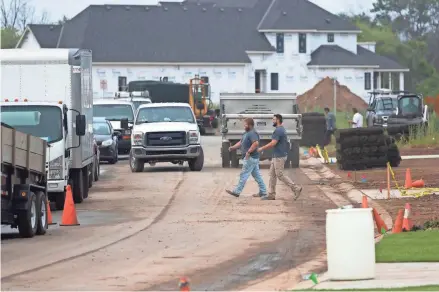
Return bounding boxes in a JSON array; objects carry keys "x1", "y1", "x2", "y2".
[
  {"x1": 256, "y1": 114, "x2": 302, "y2": 201},
  {"x1": 226, "y1": 118, "x2": 267, "y2": 198},
  {"x1": 324, "y1": 107, "x2": 336, "y2": 146},
  {"x1": 349, "y1": 108, "x2": 363, "y2": 128}
]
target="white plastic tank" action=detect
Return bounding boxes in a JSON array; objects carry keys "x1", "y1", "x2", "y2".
[{"x1": 326, "y1": 208, "x2": 375, "y2": 280}]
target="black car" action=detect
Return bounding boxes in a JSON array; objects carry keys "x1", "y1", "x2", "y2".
[{"x1": 93, "y1": 118, "x2": 119, "y2": 164}]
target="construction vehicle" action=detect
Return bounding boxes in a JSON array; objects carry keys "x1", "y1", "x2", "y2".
[
  {"x1": 220, "y1": 93, "x2": 302, "y2": 168},
  {"x1": 1, "y1": 49, "x2": 93, "y2": 211},
  {"x1": 125, "y1": 76, "x2": 218, "y2": 134},
  {"x1": 1, "y1": 123, "x2": 49, "y2": 238},
  {"x1": 366, "y1": 89, "x2": 399, "y2": 127}
]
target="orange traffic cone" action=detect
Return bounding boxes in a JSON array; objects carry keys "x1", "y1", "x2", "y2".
[
  {"x1": 392, "y1": 209, "x2": 404, "y2": 234},
  {"x1": 402, "y1": 203, "x2": 413, "y2": 231},
  {"x1": 361, "y1": 195, "x2": 368, "y2": 208},
  {"x1": 372, "y1": 208, "x2": 388, "y2": 234},
  {"x1": 411, "y1": 179, "x2": 425, "y2": 188},
  {"x1": 47, "y1": 200, "x2": 56, "y2": 225},
  {"x1": 179, "y1": 277, "x2": 190, "y2": 291},
  {"x1": 404, "y1": 168, "x2": 413, "y2": 189},
  {"x1": 60, "y1": 185, "x2": 80, "y2": 226}
]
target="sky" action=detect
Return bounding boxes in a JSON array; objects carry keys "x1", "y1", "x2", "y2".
[{"x1": 27, "y1": 0, "x2": 374, "y2": 22}]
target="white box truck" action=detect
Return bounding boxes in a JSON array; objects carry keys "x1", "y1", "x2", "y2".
[{"x1": 1, "y1": 49, "x2": 94, "y2": 210}]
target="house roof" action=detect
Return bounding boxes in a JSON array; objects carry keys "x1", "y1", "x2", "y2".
[
  {"x1": 257, "y1": 0, "x2": 360, "y2": 31},
  {"x1": 26, "y1": 24, "x2": 61, "y2": 48},
  {"x1": 55, "y1": 1, "x2": 275, "y2": 63},
  {"x1": 307, "y1": 45, "x2": 409, "y2": 70}
]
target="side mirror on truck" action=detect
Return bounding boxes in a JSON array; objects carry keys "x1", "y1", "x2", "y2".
[
  {"x1": 121, "y1": 118, "x2": 129, "y2": 130},
  {"x1": 76, "y1": 115, "x2": 86, "y2": 136}
]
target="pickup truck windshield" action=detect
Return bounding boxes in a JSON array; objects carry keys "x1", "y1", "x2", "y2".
[
  {"x1": 136, "y1": 106, "x2": 195, "y2": 124},
  {"x1": 93, "y1": 104, "x2": 134, "y2": 122},
  {"x1": 0, "y1": 105, "x2": 63, "y2": 143}
]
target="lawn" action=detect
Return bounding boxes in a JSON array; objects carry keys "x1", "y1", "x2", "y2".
[
  {"x1": 376, "y1": 230, "x2": 439, "y2": 262},
  {"x1": 306, "y1": 285, "x2": 439, "y2": 291}
]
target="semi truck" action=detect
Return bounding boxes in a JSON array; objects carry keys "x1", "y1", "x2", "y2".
[
  {"x1": 219, "y1": 93, "x2": 302, "y2": 168},
  {"x1": 1, "y1": 49, "x2": 93, "y2": 210},
  {"x1": 1, "y1": 123, "x2": 49, "y2": 238}
]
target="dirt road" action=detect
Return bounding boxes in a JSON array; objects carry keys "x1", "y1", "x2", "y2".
[{"x1": 1, "y1": 136, "x2": 335, "y2": 290}]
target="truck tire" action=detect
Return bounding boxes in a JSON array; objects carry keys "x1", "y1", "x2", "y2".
[
  {"x1": 130, "y1": 150, "x2": 144, "y2": 173},
  {"x1": 88, "y1": 164, "x2": 93, "y2": 189},
  {"x1": 109, "y1": 152, "x2": 118, "y2": 164},
  {"x1": 54, "y1": 192, "x2": 65, "y2": 210},
  {"x1": 82, "y1": 167, "x2": 89, "y2": 199},
  {"x1": 36, "y1": 191, "x2": 48, "y2": 235},
  {"x1": 72, "y1": 170, "x2": 84, "y2": 204},
  {"x1": 189, "y1": 147, "x2": 204, "y2": 171},
  {"x1": 94, "y1": 157, "x2": 100, "y2": 182},
  {"x1": 18, "y1": 191, "x2": 38, "y2": 238},
  {"x1": 290, "y1": 141, "x2": 300, "y2": 168},
  {"x1": 221, "y1": 141, "x2": 231, "y2": 168},
  {"x1": 230, "y1": 151, "x2": 240, "y2": 168}
]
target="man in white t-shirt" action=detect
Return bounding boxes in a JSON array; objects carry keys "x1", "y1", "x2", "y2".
[{"x1": 349, "y1": 108, "x2": 363, "y2": 128}]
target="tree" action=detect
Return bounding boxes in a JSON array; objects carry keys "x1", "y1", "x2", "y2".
[
  {"x1": 1, "y1": 27, "x2": 19, "y2": 48},
  {"x1": 1, "y1": 0, "x2": 48, "y2": 31}
]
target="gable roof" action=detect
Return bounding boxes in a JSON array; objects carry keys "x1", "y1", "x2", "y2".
[
  {"x1": 17, "y1": 24, "x2": 61, "y2": 48},
  {"x1": 55, "y1": 1, "x2": 275, "y2": 63},
  {"x1": 257, "y1": 0, "x2": 360, "y2": 32},
  {"x1": 307, "y1": 45, "x2": 409, "y2": 70}
]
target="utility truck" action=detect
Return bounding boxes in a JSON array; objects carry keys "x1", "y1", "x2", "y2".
[
  {"x1": 1, "y1": 123, "x2": 49, "y2": 238},
  {"x1": 1, "y1": 49, "x2": 93, "y2": 210},
  {"x1": 219, "y1": 93, "x2": 302, "y2": 168}
]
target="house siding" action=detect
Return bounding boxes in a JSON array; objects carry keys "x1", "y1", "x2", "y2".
[{"x1": 19, "y1": 31, "x2": 41, "y2": 49}]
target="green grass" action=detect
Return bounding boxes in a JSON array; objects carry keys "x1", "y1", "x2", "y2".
[
  {"x1": 303, "y1": 285, "x2": 439, "y2": 291},
  {"x1": 376, "y1": 230, "x2": 439, "y2": 262}
]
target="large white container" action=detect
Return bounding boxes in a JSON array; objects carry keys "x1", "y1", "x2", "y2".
[{"x1": 326, "y1": 208, "x2": 375, "y2": 280}]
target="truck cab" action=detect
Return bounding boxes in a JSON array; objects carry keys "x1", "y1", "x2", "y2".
[
  {"x1": 93, "y1": 99, "x2": 135, "y2": 155},
  {"x1": 130, "y1": 103, "x2": 204, "y2": 172}
]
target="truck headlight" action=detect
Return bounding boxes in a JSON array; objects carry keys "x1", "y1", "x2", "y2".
[
  {"x1": 132, "y1": 132, "x2": 144, "y2": 146},
  {"x1": 49, "y1": 156, "x2": 63, "y2": 169},
  {"x1": 188, "y1": 130, "x2": 199, "y2": 144},
  {"x1": 49, "y1": 169, "x2": 63, "y2": 180},
  {"x1": 102, "y1": 139, "x2": 113, "y2": 147}
]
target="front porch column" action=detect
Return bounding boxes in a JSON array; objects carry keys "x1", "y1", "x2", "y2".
[
  {"x1": 399, "y1": 72, "x2": 404, "y2": 91},
  {"x1": 389, "y1": 73, "x2": 392, "y2": 90},
  {"x1": 377, "y1": 72, "x2": 381, "y2": 88}
]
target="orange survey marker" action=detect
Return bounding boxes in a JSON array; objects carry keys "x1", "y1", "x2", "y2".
[
  {"x1": 179, "y1": 277, "x2": 190, "y2": 291},
  {"x1": 402, "y1": 203, "x2": 413, "y2": 231},
  {"x1": 411, "y1": 179, "x2": 425, "y2": 188},
  {"x1": 47, "y1": 200, "x2": 56, "y2": 225},
  {"x1": 372, "y1": 208, "x2": 388, "y2": 234},
  {"x1": 60, "y1": 185, "x2": 80, "y2": 226},
  {"x1": 404, "y1": 168, "x2": 413, "y2": 189},
  {"x1": 361, "y1": 195, "x2": 368, "y2": 208},
  {"x1": 392, "y1": 209, "x2": 404, "y2": 234}
]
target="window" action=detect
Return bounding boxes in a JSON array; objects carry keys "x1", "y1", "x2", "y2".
[
  {"x1": 118, "y1": 76, "x2": 127, "y2": 91},
  {"x1": 136, "y1": 106, "x2": 195, "y2": 124},
  {"x1": 93, "y1": 104, "x2": 134, "y2": 122},
  {"x1": 327, "y1": 33, "x2": 334, "y2": 43},
  {"x1": 364, "y1": 72, "x2": 371, "y2": 90},
  {"x1": 298, "y1": 33, "x2": 307, "y2": 53},
  {"x1": 276, "y1": 33, "x2": 284, "y2": 53},
  {"x1": 270, "y1": 73, "x2": 279, "y2": 91}
]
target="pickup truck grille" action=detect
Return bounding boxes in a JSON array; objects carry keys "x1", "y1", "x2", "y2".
[{"x1": 146, "y1": 131, "x2": 186, "y2": 147}]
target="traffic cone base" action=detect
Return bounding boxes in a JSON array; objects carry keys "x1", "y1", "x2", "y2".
[
  {"x1": 47, "y1": 200, "x2": 56, "y2": 225},
  {"x1": 404, "y1": 168, "x2": 413, "y2": 189},
  {"x1": 60, "y1": 185, "x2": 80, "y2": 226}
]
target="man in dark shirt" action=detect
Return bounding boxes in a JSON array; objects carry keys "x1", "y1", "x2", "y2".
[
  {"x1": 257, "y1": 114, "x2": 302, "y2": 200},
  {"x1": 226, "y1": 118, "x2": 267, "y2": 197}
]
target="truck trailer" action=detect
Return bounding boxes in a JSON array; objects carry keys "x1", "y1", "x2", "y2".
[
  {"x1": 1, "y1": 123, "x2": 49, "y2": 237},
  {"x1": 1, "y1": 49, "x2": 93, "y2": 210}
]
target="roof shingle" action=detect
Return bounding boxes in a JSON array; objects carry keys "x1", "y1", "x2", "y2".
[{"x1": 27, "y1": 24, "x2": 61, "y2": 48}]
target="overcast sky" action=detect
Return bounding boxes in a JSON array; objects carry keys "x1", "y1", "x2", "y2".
[{"x1": 27, "y1": 0, "x2": 373, "y2": 22}]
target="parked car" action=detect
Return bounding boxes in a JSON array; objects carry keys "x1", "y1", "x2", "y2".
[{"x1": 93, "y1": 117, "x2": 119, "y2": 164}]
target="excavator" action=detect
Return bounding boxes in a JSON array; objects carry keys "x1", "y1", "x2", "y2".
[{"x1": 125, "y1": 75, "x2": 218, "y2": 134}]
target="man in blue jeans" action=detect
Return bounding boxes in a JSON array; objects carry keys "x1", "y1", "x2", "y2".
[{"x1": 226, "y1": 118, "x2": 267, "y2": 197}]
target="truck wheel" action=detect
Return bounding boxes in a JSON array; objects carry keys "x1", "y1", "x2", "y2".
[
  {"x1": 130, "y1": 150, "x2": 144, "y2": 173},
  {"x1": 88, "y1": 164, "x2": 93, "y2": 189},
  {"x1": 82, "y1": 167, "x2": 89, "y2": 199},
  {"x1": 109, "y1": 152, "x2": 118, "y2": 164},
  {"x1": 18, "y1": 191, "x2": 38, "y2": 238},
  {"x1": 290, "y1": 141, "x2": 300, "y2": 168},
  {"x1": 230, "y1": 152, "x2": 240, "y2": 168},
  {"x1": 72, "y1": 170, "x2": 84, "y2": 204},
  {"x1": 36, "y1": 191, "x2": 48, "y2": 235},
  {"x1": 221, "y1": 142, "x2": 231, "y2": 168},
  {"x1": 54, "y1": 192, "x2": 65, "y2": 210},
  {"x1": 189, "y1": 147, "x2": 204, "y2": 171},
  {"x1": 94, "y1": 157, "x2": 100, "y2": 182}
]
